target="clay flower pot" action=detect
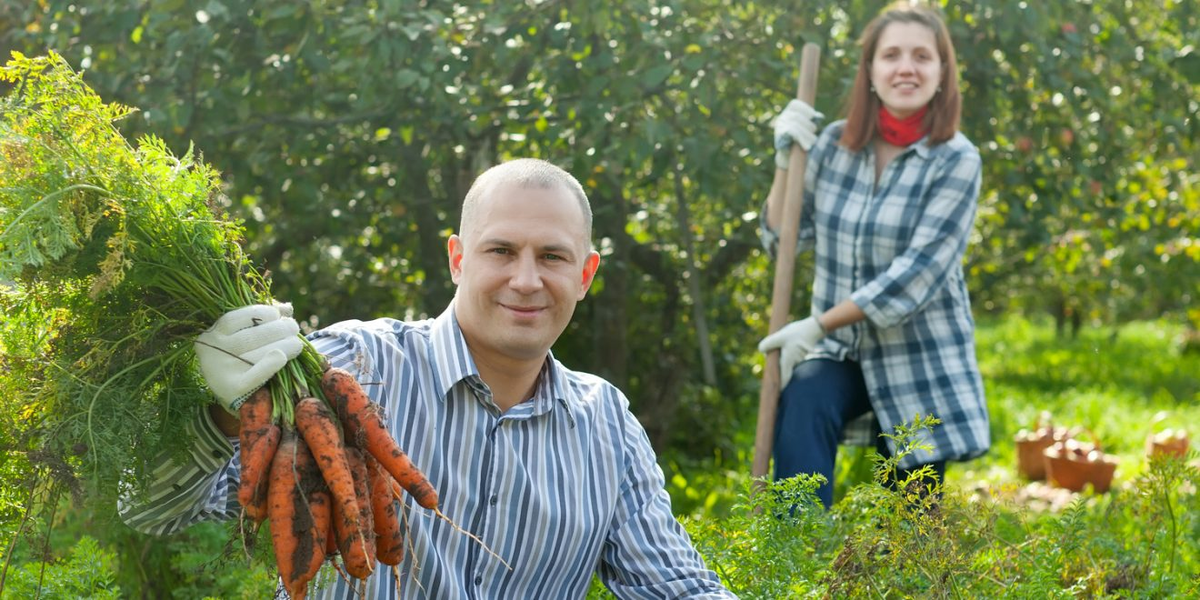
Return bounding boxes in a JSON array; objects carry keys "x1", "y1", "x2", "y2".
[
  {"x1": 1146, "y1": 429, "x2": 1190, "y2": 459},
  {"x1": 1014, "y1": 420, "x2": 1074, "y2": 480},
  {"x1": 1085, "y1": 455, "x2": 1118, "y2": 493},
  {"x1": 1043, "y1": 439, "x2": 1118, "y2": 493}
]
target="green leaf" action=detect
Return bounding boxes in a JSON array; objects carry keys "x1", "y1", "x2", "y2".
[
  {"x1": 641, "y1": 63, "x2": 674, "y2": 88},
  {"x1": 396, "y1": 68, "x2": 420, "y2": 89}
]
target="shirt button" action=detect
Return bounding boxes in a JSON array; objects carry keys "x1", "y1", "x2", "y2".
[
  {"x1": 474, "y1": 575, "x2": 483, "y2": 586},
  {"x1": 489, "y1": 495, "x2": 498, "y2": 506},
  {"x1": 212, "y1": 449, "x2": 223, "y2": 458}
]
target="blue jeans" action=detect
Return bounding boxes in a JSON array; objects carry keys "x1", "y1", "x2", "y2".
[{"x1": 773, "y1": 358, "x2": 946, "y2": 508}]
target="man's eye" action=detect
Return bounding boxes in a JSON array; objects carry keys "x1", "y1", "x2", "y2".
[
  {"x1": 490, "y1": 248, "x2": 510, "y2": 255},
  {"x1": 544, "y1": 254, "x2": 562, "y2": 261}
]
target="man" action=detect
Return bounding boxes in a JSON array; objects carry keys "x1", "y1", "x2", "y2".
[{"x1": 121, "y1": 159, "x2": 735, "y2": 599}]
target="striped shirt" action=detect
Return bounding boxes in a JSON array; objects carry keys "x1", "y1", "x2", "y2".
[
  {"x1": 761, "y1": 120, "x2": 990, "y2": 468},
  {"x1": 120, "y1": 306, "x2": 733, "y2": 599}
]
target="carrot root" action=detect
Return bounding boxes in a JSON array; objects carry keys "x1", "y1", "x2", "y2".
[
  {"x1": 267, "y1": 429, "x2": 325, "y2": 599},
  {"x1": 294, "y1": 397, "x2": 364, "y2": 543},
  {"x1": 322, "y1": 367, "x2": 439, "y2": 510}
]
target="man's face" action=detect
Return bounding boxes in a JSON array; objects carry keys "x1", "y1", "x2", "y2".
[{"x1": 448, "y1": 183, "x2": 600, "y2": 365}]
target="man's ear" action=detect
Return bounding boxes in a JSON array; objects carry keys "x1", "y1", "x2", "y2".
[
  {"x1": 447, "y1": 235, "x2": 464, "y2": 284},
  {"x1": 577, "y1": 251, "x2": 601, "y2": 300}
]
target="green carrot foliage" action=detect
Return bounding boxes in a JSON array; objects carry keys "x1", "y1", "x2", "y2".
[{"x1": 0, "y1": 52, "x2": 322, "y2": 511}]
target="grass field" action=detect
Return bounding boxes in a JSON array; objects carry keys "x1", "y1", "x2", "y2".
[{"x1": 964, "y1": 317, "x2": 1198, "y2": 487}]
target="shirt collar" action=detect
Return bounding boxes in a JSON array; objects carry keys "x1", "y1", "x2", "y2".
[
  {"x1": 428, "y1": 304, "x2": 573, "y2": 421},
  {"x1": 912, "y1": 136, "x2": 933, "y2": 159},
  {"x1": 429, "y1": 304, "x2": 480, "y2": 401}
]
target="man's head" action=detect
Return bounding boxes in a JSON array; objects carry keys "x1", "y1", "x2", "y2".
[
  {"x1": 448, "y1": 159, "x2": 601, "y2": 366},
  {"x1": 458, "y1": 158, "x2": 593, "y2": 249}
]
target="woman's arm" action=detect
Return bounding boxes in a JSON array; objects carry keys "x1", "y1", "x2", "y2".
[
  {"x1": 763, "y1": 166, "x2": 788, "y2": 233},
  {"x1": 758, "y1": 123, "x2": 839, "y2": 258},
  {"x1": 817, "y1": 298, "x2": 868, "y2": 333}
]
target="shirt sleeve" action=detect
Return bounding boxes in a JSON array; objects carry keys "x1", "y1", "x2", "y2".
[
  {"x1": 597, "y1": 401, "x2": 735, "y2": 599},
  {"x1": 850, "y1": 146, "x2": 982, "y2": 329},
  {"x1": 759, "y1": 125, "x2": 836, "y2": 259},
  {"x1": 117, "y1": 405, "x2": 241, "y2": 536}
]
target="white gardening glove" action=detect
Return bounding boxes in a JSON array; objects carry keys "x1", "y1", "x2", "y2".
[
  {"x1": 194, "y1": 304, "x2": 303, "y2": 412},
  {"x1": 757, "y1": 315, "x2": 827, "y2": 389},
  {"x1": 773, "y1": 99, "x2": 823, "y2": 170}
]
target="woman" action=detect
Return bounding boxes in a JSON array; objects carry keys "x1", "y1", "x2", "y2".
[{"x1": 758, "y1": 2, "x2": 989, "y2": 508}]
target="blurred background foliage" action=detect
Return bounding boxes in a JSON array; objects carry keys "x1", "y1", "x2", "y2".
[
  {"x1": 0, "y1": 0, "x2": 1197, "y2": 595},
  {"x1": 2, "y1": 0, "x2": 1195, "y2": 450}
]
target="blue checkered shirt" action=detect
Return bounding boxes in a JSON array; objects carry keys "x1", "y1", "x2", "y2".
[
  {"x1": 762, "y1": 120, "x2": 990, "y2": 468},
  {"x1": 120, "y1": 307, "x2": 732, "y2": 599}
]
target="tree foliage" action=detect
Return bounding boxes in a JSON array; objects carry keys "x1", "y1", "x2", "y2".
[{"x1": 1, "y1": 0, "x2": 1196, "y2": 516}]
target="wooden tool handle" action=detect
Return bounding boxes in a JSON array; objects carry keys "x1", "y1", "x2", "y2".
[{"x1": 751, "y1": 43, "x2": 821, "y2": 484}]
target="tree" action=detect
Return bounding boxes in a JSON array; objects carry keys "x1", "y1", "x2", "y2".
[{"x1": 2, "y1": 0, "x2": 1196, "y2": 502}]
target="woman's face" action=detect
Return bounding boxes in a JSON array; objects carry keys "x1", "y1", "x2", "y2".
[{"x1": 870, "y1": 21, "x2": 942, "y2": 118}]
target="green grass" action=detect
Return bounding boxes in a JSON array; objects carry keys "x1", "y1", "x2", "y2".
[{"x1": 964, "y1": 317, "x2": 1199, "y2": 483}]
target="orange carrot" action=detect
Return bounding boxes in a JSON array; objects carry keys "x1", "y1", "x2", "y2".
[
  {"x1": 338, "y1": 447, "x2": 376, "y2": 579},
  {"x1": 238, "y1": 386, "x2": 273, "y2": 445},
  {"x1": 267, "y1": 428, "x2": 324, "y2": 600},
  {"x1": 322, "y1": 367, "x2": 439, "y2": 510},
  {"x1": 237, "y1": 387, "x2": 279, "y2": 520},
  {"x1": 238, "y1": 425, "x2": 280, "y2": 521},
  {"x1": 366, "y1": 453, "x2": 405, "y2": 566},
  {"x1": 296, "y1": 489, "x2": 330, "y2": 600},
  {"x1": 293, "y1": 436, "x2": 329, "y2": 599},
  {"x1": 324, "y1": 508, "x2": 339, "y2": 558},
  {"x1": 294, "y1": 396, "x2": 364, "y2": 544}
]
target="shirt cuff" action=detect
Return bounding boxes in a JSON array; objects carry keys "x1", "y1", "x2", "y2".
[{"x1": 850, "y1": 283, "x2": 897, "y2": 329}]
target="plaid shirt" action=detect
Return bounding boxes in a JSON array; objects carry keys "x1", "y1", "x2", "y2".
[
  {"x1": 121, "y1": 307, "x2": 732, "y2": 599},
  {"x1": 762, "y1": 120, "x2": 990, "y2": 468}
]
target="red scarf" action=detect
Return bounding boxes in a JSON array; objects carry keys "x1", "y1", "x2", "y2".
[{"x1": 877, "y1": 105, "x2": 929, "y2": 146}]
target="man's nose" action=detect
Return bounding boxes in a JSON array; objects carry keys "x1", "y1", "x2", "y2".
[{"x1": 509, "y1": 253, "x2": 544, "y2": 292}]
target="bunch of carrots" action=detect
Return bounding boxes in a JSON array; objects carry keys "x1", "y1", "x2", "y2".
[
  {"x1": 0, "y1": 54, "x2": 468, "y2": 597},
  {"x1": 238, "y1": 365, "x2": 439, "y2": 599}
]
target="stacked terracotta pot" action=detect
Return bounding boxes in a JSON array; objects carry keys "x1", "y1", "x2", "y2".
[
  {"x1": 1014, "y1": 414, "x2": 1119, "y2": 493},
  {"x1": 1042, "y1": 438, "x2": 1119, "y2": 493},
  {"x1": 1145, "y1": 429, "x2": 1190, "y2": 459}
]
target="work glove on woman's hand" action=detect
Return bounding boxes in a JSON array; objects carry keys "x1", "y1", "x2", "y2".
[
  {"x1": 757, "y1": 315, "x2": 826, "y2": 389},
  {"x1": 194, "y1": 303, "x2": 303, "y2": 412},
  {"x1": 773, "y1": 99, "x2": 823, "y2": 170}
]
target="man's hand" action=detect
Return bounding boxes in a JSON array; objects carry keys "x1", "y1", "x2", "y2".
[
  {"x1": 773, "y1": 99, "x2": 823, "y2": 170},
  {"x1": 194, "y1": 304, "x2": 303, "y2": 412},
  {"x1": 757, "y1": 315, "x2": 826, "y2": 389}
]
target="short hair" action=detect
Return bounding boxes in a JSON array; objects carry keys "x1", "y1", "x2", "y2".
[
  {"x1": 839, "y1": 2, "x2": 962, "y2": 151},
  {"x1": 459, "y1": 158, "x2": 593, "y2": 248}
]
